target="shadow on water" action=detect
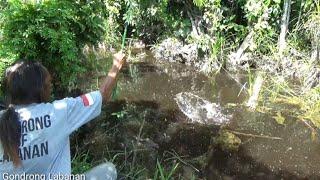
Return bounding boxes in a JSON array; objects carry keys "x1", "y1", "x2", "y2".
[{"x1": 73, "y1": 51, "x2": 320, "y2": 179}]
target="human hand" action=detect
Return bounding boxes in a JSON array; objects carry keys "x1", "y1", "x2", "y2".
[{"x1": 113, "y1": 51, "x2": 126, "y2": 69}]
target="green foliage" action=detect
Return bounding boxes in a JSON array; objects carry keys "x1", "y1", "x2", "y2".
[
  {"x1": 0, "y1": 57, "x2": 16, "y2": 97},
  {"x1": 104, "y1": 0, "x2": 122, "y2": 46},
  {"x1": 153, "y1": 160, "x2": 179, "y2": 180},
  {"x1": 281, "y1": 87, "x2": 320, "y2": 128},
  {"x1": 304, "y1": 1, "x2": 320, "y2": 45},
  {"x1": 104, "y1": 0, "x2": 285, "y2": 60},
  {"x1": 1, "y1": 0, "x2": 316, "y2": 92},
  {"x1": 111, "y1": 110, "x2": 128, "y2": 119},
  {"x1": 0, "y1": 0, "x2": 106, "y2": 90},
  {"x1": 260, "y1": 74, "x2": 320, "y2": 128},
  {"x1": 127, "y1": 0, "x2": 185, "y2": 43},
  {"x1": 243, "y1": 0, "x2": 281, "y2": 54},
  {"x1": 0, "y1": 0, "x2": 7, "y2": 10},
  {"x1": 193, "y1": 0, "x2": 206, "y2": 8},
  {"x1": 72, "y1": 151, "x2": 93, "y2": 174},
  {"x1": 105, "y1": 0, "x2": 195, "y2": 44}
]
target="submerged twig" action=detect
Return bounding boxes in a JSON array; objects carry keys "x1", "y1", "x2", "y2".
[
  {"x1": 301, "y1": 119, "x2": 318, "y2": 136},
  {"x1": 227, "y1": 130, "x2": 282, "y2": 140}
]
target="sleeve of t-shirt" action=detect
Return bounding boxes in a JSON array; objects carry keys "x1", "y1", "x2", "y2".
[{"x1": 63, "y1": 90, "x2": 103, "y2": 133}]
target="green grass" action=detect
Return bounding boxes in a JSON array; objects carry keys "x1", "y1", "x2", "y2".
[
  {"x1": 154, "y1": 160, "x2": 179, "y2": 180},
  {"x1": 71, "y1": 150, "x2": 93, "y2": 174}
]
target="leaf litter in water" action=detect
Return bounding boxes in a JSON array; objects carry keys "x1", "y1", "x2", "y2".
[
  {"x1": 273, "y1": 111, "x2": 286, "y2": 125},
  {"x1": 174, "y1": 92, "x2": 231, "y2": 125}
]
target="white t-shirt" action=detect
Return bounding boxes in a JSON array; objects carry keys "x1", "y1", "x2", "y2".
[{"x1": 0, "y1": 91, "x2": 102, "y2": 179}]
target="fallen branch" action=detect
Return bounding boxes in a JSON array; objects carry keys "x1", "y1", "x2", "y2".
[
  {"x1": 232, "y1": 30, "x2": 254, "y2": 64},
  {"x1": 247, "y1": 73, "x2": 264, "y2": 110},
  {"x1": 230, "y1": 8, "x2": 270, "y2": 65},
  {"x1": 227, "y1": 130, "x2": 282, "y2": 140}
]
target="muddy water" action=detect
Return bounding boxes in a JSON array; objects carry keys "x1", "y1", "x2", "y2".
[
  {"x1": 79, "y1": 51, "x2": 320, "y2": 179},
  {"x1": 118, "y1": 57, "x2": 247, "y2": 109},
  {"x1": 77, "y1": 50, "x2": 320, "y2": 179}
]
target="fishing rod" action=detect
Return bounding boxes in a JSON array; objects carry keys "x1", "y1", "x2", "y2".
[
  {"x1": 111, "y1": 0, "x2": 133, "y2": 100},
  {"x1": 111, "y1": 21, "x2": 129, "y2": 100},
  {"x1": 121, "y1": 23, "x2": 128, "y2": 50}
]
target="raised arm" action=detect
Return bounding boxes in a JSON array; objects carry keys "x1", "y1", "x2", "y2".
[{"x1": 100, "y1": 51, "x2": 126, "y2": 103}]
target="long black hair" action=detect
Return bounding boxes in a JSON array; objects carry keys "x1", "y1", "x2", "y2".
[{"x1": 0, "y1": 60, "x2": 50, "y2": 167}]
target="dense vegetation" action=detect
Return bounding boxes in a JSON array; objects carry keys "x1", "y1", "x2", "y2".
[
  {"x1": 1, "y1": 0, "x2": 320, "y2": 179},
  {"x1": 1, "y1": 0, "x2": 319, "y2": 86},
  {"x1": 0, "y1": 0, "x2": 107, "y2": 95}
]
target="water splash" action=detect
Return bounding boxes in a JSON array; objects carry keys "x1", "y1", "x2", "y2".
[{"x1": 175, "y1": 92, "x2": 231, "y2": 125}]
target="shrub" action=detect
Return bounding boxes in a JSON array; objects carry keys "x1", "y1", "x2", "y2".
[{"x1": 0, "y1": 0, "x2": 106, "y2": 93}]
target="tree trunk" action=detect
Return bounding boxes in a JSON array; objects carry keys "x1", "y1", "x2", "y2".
[
  {"x1": 311, "y1": 29, "x2": 320, "y2": 63},
  {"x1": 278, "y1": 0, "x2": 291, "y2": 56},
  {"x1": 312, "y1": 45, "x2": 320, "y2": 62},
  {"x1": 186, "y1": 10, "x2": 201, "y2": 37}
]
